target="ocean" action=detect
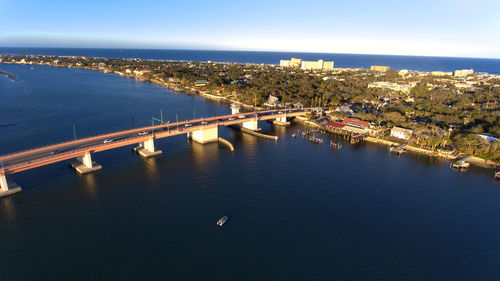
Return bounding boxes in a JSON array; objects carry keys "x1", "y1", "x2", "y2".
[{"x1": 1, "y1": 47, "x2": 500, "y2": 74}]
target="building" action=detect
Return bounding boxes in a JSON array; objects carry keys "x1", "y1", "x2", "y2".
[
  {"x1": 342, "y1": 117, "x2": 369, "y2": 129},
  {"x1": 398, "y1": 69, "x2": 409, "y2": 76},
  {"x1": 390, "y1": 126, "x2": 413, "y2": 140},
  {"x1": 279, "y1": 60, "x2": 290, "y2": 67},
  {"x1": 194, "y1": 80, "x2": 209, "y2": 87},
  {"x1": 326, "y1": 121, "x2": 345, "y2": 130},
  {"x1": 293, "y1": 102, "x2": 304, "y2": 108},
  {"x1": 370, "y1": 65, "x2": 390, "y2": 72},
  {"x1": 280, "y1": 57, "x2": 334, "y2": 71},
  {"x1": 301, "y1": 60, "x2": 334, "y2": 71},
  {"x1": 264, "y1": 95, "x2": 281, "y2": 108},
  {"x1": 431, "y1": 71, "x2": 453, "y2": 76},
  {"x1": 367, "y1": 82, "x2": 415, "y2": 94},
  {"x1": 280, "y1": 57, "x2": 302, "y2": 68},
  {"x1": 335, "y1": 104, "x2": 354, "y2": 115},
  {"x1": 454, "y1": 69, "x2": 474, "y2": 77}
]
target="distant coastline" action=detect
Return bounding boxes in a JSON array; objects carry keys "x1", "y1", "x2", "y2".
[
  {"x1": 0, "y1": 70, "x2": 18, "y2": 81},
  {"x1": 1, "y1": 47, "x2": 499, "y2": 74}
]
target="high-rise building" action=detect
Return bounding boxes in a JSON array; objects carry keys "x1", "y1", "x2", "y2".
[
  {"x1": 280, "y1": 58, "x2": 334, "y2": 71},
  {"x1": 370, "y1": 65, "x2": 390, "y2": 72},
  {"x1": 454, "y1": 69, "x2": 474, "y2": 77}
]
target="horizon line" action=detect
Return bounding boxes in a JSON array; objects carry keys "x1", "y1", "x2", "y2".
[{"x1": 1, "y1": 46, "x2": 500, "y2": 61}]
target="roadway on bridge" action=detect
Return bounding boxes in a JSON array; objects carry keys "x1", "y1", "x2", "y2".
[{"x1": 1, "y1": 108, "x2": 313, "y2": 174}]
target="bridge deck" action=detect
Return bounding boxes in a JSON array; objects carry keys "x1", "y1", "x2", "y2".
[{"x1": 0, "y1": 108, "x2": 315, "y2": 175}]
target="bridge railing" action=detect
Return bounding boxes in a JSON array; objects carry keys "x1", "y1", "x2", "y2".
[{"x1": 0, "y1": 108, "x2": 315, "y2": 161}]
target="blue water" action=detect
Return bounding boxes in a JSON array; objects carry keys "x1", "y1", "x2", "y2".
[
  {"x1": 1, "y1": 47, "x2": 500, "y2": 74},
  {"x1": 1, "y1": 63, "x2": 500, "y2": 281}
]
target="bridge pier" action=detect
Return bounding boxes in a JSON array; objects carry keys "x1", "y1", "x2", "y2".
[
  {"x1": 70, "y1": 152, "x2": 102, "y2": 174},
  {"x1": 133, "y1": 138, "x2": 162, "y2": 158},
  {"x1": 241, "y1": 119, "x2": 261, "y2": 131},
  {"x1": 0, "y1": 172, "x2": 22, "y2": 198},
  {"x1": 231, "y1": 103, "x2": 241, "y2": 114},
  {"x1": 273, "y1": 116, "x2": 290, "y2": 126},
  {"x1": 188, "y1": 126, "x2": 219, "y2": 144}
]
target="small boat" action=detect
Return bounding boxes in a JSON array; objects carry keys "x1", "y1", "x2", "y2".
[
  {"x1": 217, "y1": 216, "x2": 228, "y2": 226},
  {"x1": 390, "y1": 145, "x2": 406, "y2": 155},
  {"x1": 451, "y1": 160, "x2": 470, "y2": 170},
  {"x1": 291, "y1": 133, "x2": 296, "y2": 138}
]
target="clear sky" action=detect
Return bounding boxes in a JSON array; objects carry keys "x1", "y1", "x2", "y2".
[{"x1": 1, "y1": 0, "x2": 499, "y2": 58}]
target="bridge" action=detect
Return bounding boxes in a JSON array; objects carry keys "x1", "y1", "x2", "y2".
[{"x1": 0, "y1": 107, "x2": 315, "y2": 197}]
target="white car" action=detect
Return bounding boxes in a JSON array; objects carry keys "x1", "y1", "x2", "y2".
[
  {"x1": 103, "y1": 139, "x2": 113, "y2": 144},
  {"x1": 228, "y1": 117, "x2": 235, "y2": 121},
  {"x1": 238, "y1": 115, "x2": 246, "y2": 119},
  {"x1": 184, "y1": 123, "x2": 192, "y2": 127},
  {"x1": 138, "y1": 131, "x2": 149, "y2": 136},
  {"x1": 201, "y1": 121, "x2": 208, "y2": 125}
]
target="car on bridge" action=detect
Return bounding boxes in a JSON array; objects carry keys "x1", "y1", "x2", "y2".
[
  {"x1": 228, "y1": 117, "x2": 235, "y2": 120},
  {"x1": 184, "y1": 123, "x2": 192, "y2": 127},
  {"x1": 201, "y1": 121, "x2": 208, "y2": 125},
  {"x1": 50, "y1": 150, "x2": 62, "y2": 155},
  {"x1": 103, "y1": 139, "x2": 113, "y2": 144},
  {"x1": 238, "y1": 115, "x2": 246, "y2": 119},
  {"x1": 138, "y1": 131, "x2": 149, "y2": 136}
]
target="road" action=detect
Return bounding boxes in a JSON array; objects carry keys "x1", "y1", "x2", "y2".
[{"x1": 0, "y1": 108, "x2": 314, "y2": 174}]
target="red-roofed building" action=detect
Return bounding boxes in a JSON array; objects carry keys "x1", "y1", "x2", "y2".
[
  {"x1": 327, "y1": 121, "x2": 345, "y2": 129},
  {"x1": 342, "y1": 117, "x2": 369, "y2": 129}
]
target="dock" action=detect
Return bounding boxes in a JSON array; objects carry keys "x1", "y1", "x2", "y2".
[{"x1": 390, "y1": 144, "x2": 406, "y2": 155}]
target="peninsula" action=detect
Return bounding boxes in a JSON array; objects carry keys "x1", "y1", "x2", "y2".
[
  {"x1": 1, "y1": 54, "x2": 499, "y2": 166},
  {"x1": 0, "y1": 70, "x2": 18, "y2": 81}
]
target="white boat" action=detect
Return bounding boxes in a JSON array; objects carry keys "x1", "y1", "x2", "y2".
[{"x1": 217, "y1": 216, "x2": 228, "y2": 226}]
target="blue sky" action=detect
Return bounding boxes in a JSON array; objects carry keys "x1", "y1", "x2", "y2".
[{"x1": 1, "y1": 0, "x2": 499, "y2": 58}]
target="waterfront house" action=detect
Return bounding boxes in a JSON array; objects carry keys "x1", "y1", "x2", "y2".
[
  {"x1": 195, "y1": 80, "x2": 209, "y2": 87},
  {"x1": 264, "y1": 95, "x2": 281, "y2": 108},
  {"x1": 390, "y1": 126, "x2": 413, "y2": 140}
]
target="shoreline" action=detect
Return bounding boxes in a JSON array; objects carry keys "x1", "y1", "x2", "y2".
[
  {"x1": 363, "y1": 136, "x2": 500, "y2": 169},
  {"x1": 0, "y1": 70, "x2": 18, "y2": 81},
  {"x1": 2, "y1": 60, "x2": 499, "y2": 171}
]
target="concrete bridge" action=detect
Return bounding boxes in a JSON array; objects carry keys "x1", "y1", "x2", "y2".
[{"x1": 0, "y1": 107, "x2": 314, "y2": 197}]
